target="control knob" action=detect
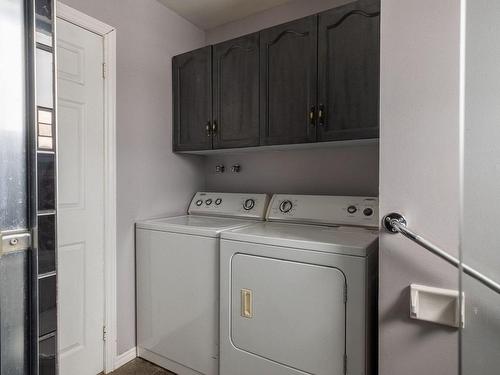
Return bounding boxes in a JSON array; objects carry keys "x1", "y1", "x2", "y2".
[
  {"x1": 279, "y1": 200, "x2": 293, "y2": 213},
  {"x1": 195, "y1": 200, "x2": 203, "y2": 206},
  {"x1": 347, "y1": 205, "x2": 357, "y2": 214},
  {"x1": 205, "y1": 199, "x2": 213, "y2": 206},
  {"x1": 215, "y1": 198, "x2": 222, "y2": 205},
  {"x1": 243, "y1": 199, "x2": 255, "y2": 211}
]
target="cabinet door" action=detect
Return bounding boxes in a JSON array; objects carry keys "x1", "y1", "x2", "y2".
[
  {"x1": 172, "y1": 46, "x2": 212, "y2": 151},
  {"x1": 260, "y1": 16, "x2": 317, "y2": 146},
  {"x1": 318, "y1": 0, "x2": 380, "y2": 142},
  {"x1": 213, "y1": 34, "x2": 260, "y2": 149}
]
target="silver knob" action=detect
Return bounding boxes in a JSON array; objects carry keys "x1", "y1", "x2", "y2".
[
  {"x1": 205, "y1": 199, "x2": 213, "y2": 206},
  {"x1": 243, "y1": 199, "x2": 255, "y2": 211},
  {"x1": 195, "y1": 200, "x2": 203, "y2": 206},
  {"x1": 279, "y1": 200, "x2": 293, "y2": 213}
]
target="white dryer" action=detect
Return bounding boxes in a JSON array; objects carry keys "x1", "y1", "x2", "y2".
[
  {"x1": 136, "y1": 192, "x2": 269, "y2": 375},
  {"x1": 220, "y1": 194, "x2": 379, "y2": 375}
]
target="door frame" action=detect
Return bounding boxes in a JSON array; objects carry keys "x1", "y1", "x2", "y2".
[{"x1": 56, "y1": 3, "x2": 118, "y2": 373}]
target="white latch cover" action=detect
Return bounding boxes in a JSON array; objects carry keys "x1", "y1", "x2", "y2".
[{"x1": 410, "y1": 284, "x2": 465, "y2": 328}]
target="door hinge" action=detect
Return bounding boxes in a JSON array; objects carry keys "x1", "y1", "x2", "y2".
[
  {"x1": 344, "y1": 283, "x2": 348, "y2": 304},
  {"x1": 102, "y1": 325, "x2": 107, "y2": 341},
  {"x1": 102, "y1": 62, "x2": 106, "y2": 79},
  {"x1": 343, "y1": 354, "x2": 348, "y2": 375}
]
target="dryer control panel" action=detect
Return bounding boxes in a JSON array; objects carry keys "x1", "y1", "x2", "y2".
[
  {"x1": 188, "y1": 192, "x2": 270, "y2": 220},
  {"x1": 266, "y1": 194, "x2": 379, "y2": 228}
]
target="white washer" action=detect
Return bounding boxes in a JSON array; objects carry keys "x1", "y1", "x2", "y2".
[
  {"x1": 136, "y1": 192, "x2": 269, "y2": 375},
  {"x1": 220, "y1": 194, "x2": 379, "y2": 375}
]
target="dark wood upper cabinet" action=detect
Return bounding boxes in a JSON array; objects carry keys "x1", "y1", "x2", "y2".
[
  {"x1": 318, "y1": 0, "x2": 380, "y2": 142},
  {"x1": 260, "y1": 16, "x2": 318, "y2": 146},
  {"x1": 213, "y1": 33, "x2": 260, "y2": 149},
  {"x1": 172, "y1": 1, "x2": 380, "y2": 152},
  {"x1": 172, "y1": 46, "x2": 213, "y2": 151}
]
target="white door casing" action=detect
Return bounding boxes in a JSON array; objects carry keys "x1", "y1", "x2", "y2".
[{"x1": 57, "y1": 17, "x2": 105, "y2": 375}]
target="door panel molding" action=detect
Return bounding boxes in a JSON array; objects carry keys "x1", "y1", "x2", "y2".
[
  {"x1": 172, "y1": 46, "x2": 213, "y2": 151},
  {"x1": 213, "y1": 33, "x2": 260, "y2": 149},
  {"x1": 260, "y1": 16, "x2": 318, "y2": 146},
  {"x1": 318, "y1": 0, "x2": 380, "y2": 142}
]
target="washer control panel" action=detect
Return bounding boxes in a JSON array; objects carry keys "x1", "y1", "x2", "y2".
[
  {"x1": 266, "y1": 194, "x2": 379, "y2": 227},
  {"x1": 188, "y1": 192, "x2": 270, "y2": 220}
]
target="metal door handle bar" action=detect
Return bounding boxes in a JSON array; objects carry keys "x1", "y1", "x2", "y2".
[{"x1": 383, "y1": 213, "x2": 500, "y2": 295}]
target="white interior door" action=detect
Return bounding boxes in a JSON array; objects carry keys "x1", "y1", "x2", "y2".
[{"x1": 57, "y1": 18, "x2": 105, "y2": 375}]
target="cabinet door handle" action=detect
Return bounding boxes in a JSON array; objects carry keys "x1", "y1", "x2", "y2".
[
  {"x1": 318, "y1": 104, "x2": 325, "y2": 126},
  {"x1": 206, "y1": 121, "x2": 212, "y2": 137},
  {"x1": 212, "y1": 120, "x2": 217, "y2": 136},
  {"x1": 309, "y1": 106, "x2": 316, "y2": 126}
]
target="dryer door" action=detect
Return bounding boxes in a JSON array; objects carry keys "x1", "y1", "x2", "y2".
[{"x1": 231, "y1": 254, "x2": 346, "y2": 375}]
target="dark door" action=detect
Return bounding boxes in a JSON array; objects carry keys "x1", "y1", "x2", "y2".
[
  {"x1": 213, "y1": 33, "x2": 260, "y2": 149},
  {"x1": 260, "y1": 16, "x2": 318, "y2": 146},
  {"x1": 172, "y1": 46, "x2": 213, "y2": 151},
  {"x1": 318, "y1": 0, "x2": 380, "y2": 142}
]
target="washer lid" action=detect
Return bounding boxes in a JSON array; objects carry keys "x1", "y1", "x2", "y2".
[
  {"x1": 221, "y1": 222, "x2": 379, "y2": 257},
  {"x1": 136, "y1": 215, "x2": 256, "y2": 237}
]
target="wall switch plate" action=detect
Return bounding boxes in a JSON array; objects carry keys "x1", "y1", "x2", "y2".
[{"x1": 410, "y1": 284, "x2": 465, "y2": 328}]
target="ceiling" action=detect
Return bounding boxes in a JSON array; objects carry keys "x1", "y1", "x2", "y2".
[{"x1": 157, "y1": 0, "x2": 294, "y2": 30}]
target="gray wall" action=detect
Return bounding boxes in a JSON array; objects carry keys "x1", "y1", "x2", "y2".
[
  {"x1": 462, "y1": 0, "x2": 500, "y2": 372},
  {"x1": 204, "y1": 0, "x2": 380, "y2": 197},
  {"x1": 204, "y1": 143, "x2": 379, "y2": 196},
  {"x1": 206, "y1": 0, "x2": 352, "y2": 44},
  {"x1": 379, "y1": 1, "x2": 461, "y2": 374},
  {"x1": 59, "y1": 0, "x2": 206, "y2": 355}
]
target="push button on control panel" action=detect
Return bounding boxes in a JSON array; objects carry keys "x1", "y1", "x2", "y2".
[
  {"x1": 205, "y1": 199, "x2": 213, "y2": 206},
  {"x1": 215, "y1": 198, "x2": 222, "y2": 205},
  {"x1": 243, "y1": 199, "x2": 255, "y2": 211},
  {"x1": 279, "y1": 200, "x2": 293, "y2": 213},
  {"x1": 347, "y1": 205, "x2": 357, "y2": 214},
  {"x1": 363, "y1": 208, "x2": 374, "y2": 216}
]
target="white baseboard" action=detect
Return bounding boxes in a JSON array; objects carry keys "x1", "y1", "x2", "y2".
[{"x1": 114, "y1": 347, "x2": 137, "y2": 370}]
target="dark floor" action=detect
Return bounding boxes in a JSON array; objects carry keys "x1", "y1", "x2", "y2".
[{"x1": 105, "y1": 358, "x2": 175, "y2": 375}]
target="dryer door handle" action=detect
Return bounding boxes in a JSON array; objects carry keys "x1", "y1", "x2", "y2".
[{"x1": 241, "y1": 289, "x2": 253, "y2": 318}]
